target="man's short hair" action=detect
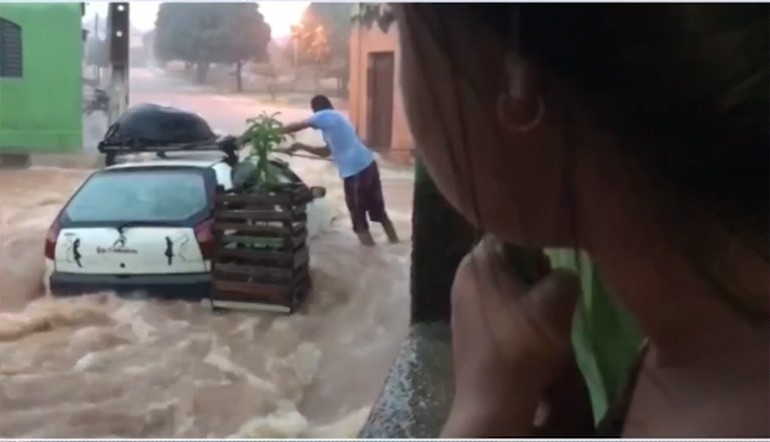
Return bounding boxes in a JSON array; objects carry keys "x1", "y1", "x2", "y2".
[{"x1": 311, "y1": 94, "x2": 333, "y2": 112}]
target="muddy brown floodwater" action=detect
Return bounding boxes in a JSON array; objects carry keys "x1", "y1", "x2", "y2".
[{"x1": 0, "y1": 159, "x2": 414, "y2": 438}]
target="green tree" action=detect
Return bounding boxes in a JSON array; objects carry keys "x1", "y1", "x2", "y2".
[
  {"x1": 290, "y1": 19, "x2": 331, "y2": 91},
  {"x1": 305, "y1": 3, "x2": 351, "y2": 62},
  {"x1": 154, "y1": 2, "x2": 271, "y2": 87},
  {"x1": 251, "y1": 61, "x2": 279, "y2": 101},
  {"x1": 294, "y1": 3, "x2": 353, "y2": 95},
  {"x1": 290, "y1": 20, "x2": 331, "y2": 66},
  {"x1": 217, "y1": 3, "x2": 272, "y2": 91}
]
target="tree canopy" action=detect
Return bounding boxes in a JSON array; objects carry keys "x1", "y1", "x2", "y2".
[
  {"x1": 351, "y1": 3, "x2": 396, "y2": 33},
  {"x1": 154, "y1": 2, "x2": 271, "y2": 84},
  {"x1": 304, "y1": 3, "x2": 352, "y2": 62},
  {"x1": 288, "y1": 3, "x2": 352, "y2": 93},
  {"x1": 290, "y1": 19, "x2": 331, "y2": 67},
  {"x1": 290, "y1": 3, "x2": 352, "y2": 66}
]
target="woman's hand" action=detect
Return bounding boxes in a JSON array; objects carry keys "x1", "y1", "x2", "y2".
[{"x1": 442, "y1": 237, "x2": 581, "y2": 437}]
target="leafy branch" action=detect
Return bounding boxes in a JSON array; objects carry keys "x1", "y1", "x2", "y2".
[{"x1": 241, "y1": 112, "x2": 288, "y2": 186}]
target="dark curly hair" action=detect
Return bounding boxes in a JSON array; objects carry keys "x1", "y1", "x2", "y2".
[{"x1": 310, "y1": 94, "x2": 334, "y2": 112}]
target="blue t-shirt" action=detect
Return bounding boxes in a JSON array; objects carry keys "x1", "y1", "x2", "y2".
[{"x1": 306, "y1": 110, "x2": 374, "y2": 179}]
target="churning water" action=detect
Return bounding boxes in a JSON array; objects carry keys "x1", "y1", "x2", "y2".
[{"x1": 0, "y1": 157, "x2": 414, "y2": 437}]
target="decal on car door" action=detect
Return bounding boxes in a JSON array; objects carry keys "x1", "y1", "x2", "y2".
[
  {"x1": 96, "y1": 232, "x2": 138, "y2": 255},
  {"x1": 170, "y1": 233, "x2": 192, "y2": 262},
  {"x1": 113, "y1": 232, "x2": 127, "y2": 249},
  {"x1": 72, "y1": 238, "x2": 83, "y2": 268},
  {"x1": 165, "y1": 236, "x2": 175, "y2": 265},
  {"x1": 63, "y1": 235, "x2": 83, "y2": 268}
]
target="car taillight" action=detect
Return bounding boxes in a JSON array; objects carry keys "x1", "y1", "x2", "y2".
[
  {"x1": 194, "y1": 218, "x2": 216, "y2": 259},
  {"x1": 44, "y1": 220, "x2": 61, "y2": 260}
]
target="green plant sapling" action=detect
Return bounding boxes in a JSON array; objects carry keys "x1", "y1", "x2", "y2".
[{"x1": 241, "y1": 112, "x2": 289, "y2": 187}]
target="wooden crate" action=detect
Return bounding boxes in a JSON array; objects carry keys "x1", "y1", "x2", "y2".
[{"x1": 210, "y1": 185, "x2": 313, "y2": 314}]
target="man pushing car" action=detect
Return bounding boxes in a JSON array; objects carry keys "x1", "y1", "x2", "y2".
[{"x1": 279, "y1": 94, "x2": 399, "y2": 246}]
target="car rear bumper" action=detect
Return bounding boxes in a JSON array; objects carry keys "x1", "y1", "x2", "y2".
[{"x1": 49, "y1": 272, "x2": 211, "y2": 301}]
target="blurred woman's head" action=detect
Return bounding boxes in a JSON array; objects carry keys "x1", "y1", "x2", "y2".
[{"x1": 395, "y1": 4, "x2": 768, "y2": 319}]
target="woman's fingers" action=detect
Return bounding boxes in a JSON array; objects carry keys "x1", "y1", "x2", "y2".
[
  {"x1": 447, "y1": 241, "x2": 583, "y2": 437},
  {"x1": 524, "y1": 269, "x2": 581, "y2": 347},
  {"x1": 474, "y1": 236, "x2": 551, "y2": 293},
  {"x1": 457, "y1": 238, "x2": 580, "y2": 360}
]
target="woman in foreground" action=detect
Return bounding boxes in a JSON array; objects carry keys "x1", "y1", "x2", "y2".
[{"x1": 395, "y1": 4, "x2": 769, "y2": 437}]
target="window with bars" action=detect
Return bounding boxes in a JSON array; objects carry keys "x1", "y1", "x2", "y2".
[{"x1": 0, "y1": 18, "x2": 23, "y2": 78}]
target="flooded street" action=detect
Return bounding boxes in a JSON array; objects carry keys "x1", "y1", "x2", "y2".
[{"x1": 0, "y1": 68, "x2": 414, "y2": 437}]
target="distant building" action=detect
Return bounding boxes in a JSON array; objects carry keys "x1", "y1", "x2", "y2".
[{"x1": 348, "y1": 5, "x2": 413, "y2": 159}]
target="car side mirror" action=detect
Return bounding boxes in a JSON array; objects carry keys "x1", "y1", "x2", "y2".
[{"x1": 310, "y1": 186, "x2": 326, "y2": 199}]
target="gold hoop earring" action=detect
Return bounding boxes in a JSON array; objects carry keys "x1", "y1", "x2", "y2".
[{"x1": 496, "y1": 93, "x2": 545, "y2": 133}]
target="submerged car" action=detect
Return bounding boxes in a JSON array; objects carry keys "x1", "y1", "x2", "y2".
[
  {"x1": 44, "y1": 157, "x2": 329, "y2": 300},
  {"x1": 46, "y1": 103, "x2": 329, "y2": 300}
]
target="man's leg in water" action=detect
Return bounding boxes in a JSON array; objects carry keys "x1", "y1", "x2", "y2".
[
  {"x1": 363, "y1": 162, "x2": 399, "y2": 243},
  {"x1": 343, "y1": 171, "x2": 376, "y2": 246}
]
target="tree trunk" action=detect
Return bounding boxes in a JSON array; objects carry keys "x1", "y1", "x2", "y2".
[
  {"x1": 338, "y1": 67, "x2": 350, "y2": 98},
  {"x1": 340, "y1": 76, "x2": 349, "y2": 98},
  {"x1": 195, "y1": 62, "x2": 209, "y2": 84},
  {"x1": 410, "y1": 158, "x2": 476, "y2": 323},
  {"x1": 235, "y1": 61, "x2": 243, "y2": 92}
]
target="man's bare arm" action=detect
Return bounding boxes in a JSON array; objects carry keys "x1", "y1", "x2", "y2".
[
  {"x1": 282, "y1": 121, "x2": 313, "y2": 134},
  {"x1": 291, "y1": 142, "x2": 331, "y2": 158}
]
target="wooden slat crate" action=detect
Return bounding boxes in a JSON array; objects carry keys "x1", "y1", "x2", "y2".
[{"x1": 210, "y1": 185, "x2": 313, "y2": 314}]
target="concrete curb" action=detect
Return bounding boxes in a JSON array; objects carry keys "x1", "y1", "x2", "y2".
[
  {"x1": 0, "y1": 153, "x2": 104, "y2": 169},
  {"x1": 359, "y1": 322, "x2": 453, "y2": 438}
]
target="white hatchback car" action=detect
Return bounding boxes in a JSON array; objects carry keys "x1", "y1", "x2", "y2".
[{"x1": 44, "y1": 156, "x2": 329, "y2": 300}]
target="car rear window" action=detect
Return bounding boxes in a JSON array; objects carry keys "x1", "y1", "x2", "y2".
[{"x1": 65, "y1": 170, "x2": 208, "y2": 222}]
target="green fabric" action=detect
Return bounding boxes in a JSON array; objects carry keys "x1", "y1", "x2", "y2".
[{"x1": 547, "y1": 249, "x2": 643, "y2": 423}]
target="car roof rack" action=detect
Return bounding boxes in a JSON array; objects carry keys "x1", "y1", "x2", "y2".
[
  {"x1": 97, "y1": 138, "x2": 227, "y2": 154},
  {"x1": 99, "y1": 136, "x2": 241, "y2": 167}
]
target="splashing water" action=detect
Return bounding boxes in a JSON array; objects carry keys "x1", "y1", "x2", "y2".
[{"x1": 0, "y1": 160, "x2": 413, "y2": 437}]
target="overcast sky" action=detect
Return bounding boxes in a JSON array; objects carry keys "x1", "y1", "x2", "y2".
[{"x1": 82, "y1": 1, "x2": 309, "y2": 38}]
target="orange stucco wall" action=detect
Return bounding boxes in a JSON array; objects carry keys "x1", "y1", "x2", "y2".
[{"x1": 349, "y1": 22, "x2": 413, "y2": 155}]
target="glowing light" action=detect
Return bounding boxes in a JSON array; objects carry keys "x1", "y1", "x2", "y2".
[{"x1": 259, "y1": 1, "x2": 310, "y2": 38}]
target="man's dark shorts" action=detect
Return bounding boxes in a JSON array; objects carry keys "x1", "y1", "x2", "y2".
[{"x1": 343, "y1": 161, "x2": 388, "y2": 233}]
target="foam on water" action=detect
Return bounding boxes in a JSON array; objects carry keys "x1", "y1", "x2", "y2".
[{"x1": 0, "y1": 161, "x2": 413, "y2": 437}]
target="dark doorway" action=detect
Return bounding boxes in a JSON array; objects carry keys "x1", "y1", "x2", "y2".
[{"x1": 366, "y1": 51, "x2": 395, "y2": 151}]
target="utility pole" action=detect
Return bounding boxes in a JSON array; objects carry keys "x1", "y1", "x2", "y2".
[{"x1": 107, "y1": 2, "x2": 129, "y2": 124}]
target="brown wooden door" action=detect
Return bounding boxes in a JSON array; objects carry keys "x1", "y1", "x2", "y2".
[{"x1": 366, "y1": 51, "x2": 395, "y2": 151}]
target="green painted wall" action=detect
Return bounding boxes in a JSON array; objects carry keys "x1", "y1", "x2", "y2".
[{"x1": 0, "y1": 3, "x2": 82, "y2": 153}]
